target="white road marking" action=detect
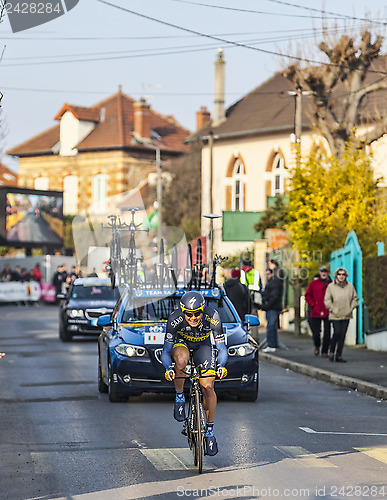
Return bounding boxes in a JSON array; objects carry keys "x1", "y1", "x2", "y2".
[
  {"x1": 140, "y1": 448, "x2": 212, "y2": 470},
  {"x1": 300, "y1": 426, "x2": 387, "y2": 437},
  {"x1": 275, "y1": 446, "x2": 337, "y2": 468}
]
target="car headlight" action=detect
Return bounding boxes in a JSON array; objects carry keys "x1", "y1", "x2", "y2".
[
  {"x1": 228, "y1": 343, "x2": 255, "y2": 357},
  {"x1": 115, "y1": 344, "x2": 148, "y2": 357},
  {"x1": 67, "y1": 309, "x2": 84, "y2": 318}
]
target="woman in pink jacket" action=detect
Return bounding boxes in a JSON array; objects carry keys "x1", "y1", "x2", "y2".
[{"x1": 305, "y1": 265, "x2": 332, "y2": 357}]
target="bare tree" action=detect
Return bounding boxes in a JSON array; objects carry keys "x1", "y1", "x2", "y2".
[{"x1": 283, "y1": 30, "x2": 387, "y2": 157}]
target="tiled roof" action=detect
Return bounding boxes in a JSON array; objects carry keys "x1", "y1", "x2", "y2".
[
  {"x1": 188, "y1": 55, "x2": 387, "y2": 141},
  {"x1": 54, "y1": 104, "x2": 101, "y2": 122},
  {"x1": 7, "y1": 90, "x2": 191, "y2": 157}
]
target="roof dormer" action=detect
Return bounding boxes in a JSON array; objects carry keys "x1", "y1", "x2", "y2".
[{"x1": 54, "y1": 103, "x2": 100, "y2": 156}]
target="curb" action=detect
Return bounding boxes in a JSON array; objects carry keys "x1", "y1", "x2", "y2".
[{"x1": 260, "y1": 352, "x2": 387, "y2": 400}]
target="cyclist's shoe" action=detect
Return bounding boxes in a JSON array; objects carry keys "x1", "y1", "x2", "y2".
[
  {"x1": 174, "y1": 401, "x2": 186, "y2": 421},
  {"x1": 204, "y1": 428, "x2": 218, "y2": 456}
]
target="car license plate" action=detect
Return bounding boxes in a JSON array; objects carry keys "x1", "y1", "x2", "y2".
[{"x1": 144, "y1": 331, "x2": 165, "y2": 344}]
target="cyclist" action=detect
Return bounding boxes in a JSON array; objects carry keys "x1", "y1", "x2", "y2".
[{"x1": 161, "y1": 290, "x2": 228, "y2": 456}]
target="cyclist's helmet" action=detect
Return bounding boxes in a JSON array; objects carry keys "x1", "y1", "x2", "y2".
[{"x1": 180, "y1": 291, "x2": 205, "y2": 314}]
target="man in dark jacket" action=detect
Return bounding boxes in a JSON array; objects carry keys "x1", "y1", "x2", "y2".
[
  {"x1": 305, "y1": 265, "x2": 332, "y2": 357},
  {"x1": 261, "y1": 268, "x2": 283, "y2": 352},
  {"x1": 224, "y1": 268, "x2": 251, "y2": 321}
]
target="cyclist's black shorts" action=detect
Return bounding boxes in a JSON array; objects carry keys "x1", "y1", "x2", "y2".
[{"x1": 172, "y1": 337, "x2": 216, "y2": 376}]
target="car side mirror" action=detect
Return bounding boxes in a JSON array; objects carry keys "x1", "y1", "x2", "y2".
[
  {"x1": 244, "y1": 314, "x2": 260, "y2": 327},
  {"x1": 97, "y1": 314, "x2": 112, "y2": 326}
]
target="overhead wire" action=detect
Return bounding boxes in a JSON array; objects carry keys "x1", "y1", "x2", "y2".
[
  {"x1": 95, "y1": 0, "x2": 387, "y2": 76},
  {"x1": 1, "y1": 23, "x2": 357, "y2": 64},
  {"x1": 169, "y1": 0, "x2": 362, "y2": 21},
  {"x1": 264, "y1": 0, "x2": 387, "y2": 26}
]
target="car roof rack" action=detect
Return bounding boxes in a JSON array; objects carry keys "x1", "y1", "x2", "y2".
[{"x1": 102, "y1": 209, "x2": 228, "y2": 296}]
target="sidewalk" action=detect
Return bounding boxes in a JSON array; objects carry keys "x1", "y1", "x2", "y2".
[{"x1": 257, "y1": 330, "x2": 387, "y2": 400}]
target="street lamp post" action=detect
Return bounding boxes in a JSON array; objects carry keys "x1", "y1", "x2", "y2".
[
  {"x1": 203, "y1": 213, "x2": 222, "y2": 276},
  {"x1": 134, "y1": 139, "x2": 162, "y2": 249},
  {"x1": 155, "y1": 146, "x2": 162, "y2": 248}
]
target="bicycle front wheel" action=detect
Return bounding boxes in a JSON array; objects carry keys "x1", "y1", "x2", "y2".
[{"x1": 194, "y1": 389, "x2": 204, "y2": 473}]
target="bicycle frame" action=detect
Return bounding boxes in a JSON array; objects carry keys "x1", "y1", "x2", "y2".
[{"x1": 184, "y1": 352, "x2": 208, "y2": 473}]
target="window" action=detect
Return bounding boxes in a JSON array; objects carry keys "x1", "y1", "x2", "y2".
[
  {"x1": 34, "y1": 177, "x2": 49, "y2": 190},
  {"x1": 271, "y1": 154, "x2": 286, "y2": 195},
  {"x1": 63, "y1": 175, "x2": 79, "y2": 214},
  {"x1": 232, "y1": 160, "x2": 246, "y2": 211},
  {"x1": 92, "y1": 174, "x2": 108, "y2": 213}
]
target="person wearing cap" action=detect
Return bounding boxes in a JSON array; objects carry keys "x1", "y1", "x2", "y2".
[
  {"x1": 224, "y1": 268, "x2": 252, "y2": 321},
  {"x1": 240, "y1": 258, "x2": 263, "y2": 309},
  {"x1": 324, "y1": 267, "x2": 358, "y2": 362},
  {"x1": 305, "y1": 265, "x2": 332, "y2": 357}
]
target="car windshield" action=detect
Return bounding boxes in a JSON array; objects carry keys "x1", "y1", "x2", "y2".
[
  {"x1": 71, "y1": 284, "x2": 120, "y2": 301},
  {"x1": 122, "y1": 295, "x2": 237, "y2": 323}
]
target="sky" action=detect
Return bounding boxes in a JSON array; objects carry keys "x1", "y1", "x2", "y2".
[{"x1": 1, "y1": 0, "x2": 387, "y2": 172}]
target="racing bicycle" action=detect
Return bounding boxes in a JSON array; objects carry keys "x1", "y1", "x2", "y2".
[
  {"x1": 176, "y1": 351, "x2": 214, "y2": 473},
  {"x1": 101, "y1": 214, "x2": 128, "y2": 288}
]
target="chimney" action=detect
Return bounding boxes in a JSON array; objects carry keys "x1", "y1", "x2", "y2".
[
  {"x1": 196, "y1": 106, "x2": 211, "y2": 130},
  {"x1": 213, "y1": 48, "x2": 225, "y2": 126},
  {"x1": 134, "y1": 97, "x2": 151, "y2": 139}
]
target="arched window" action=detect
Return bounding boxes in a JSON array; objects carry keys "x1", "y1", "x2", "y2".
[
  {"x1": 271, "y1": 153, "x2": 286, "y2": 196},
  {"x1": 232, "y1": 159, "x2": 246, "y2": 211}
]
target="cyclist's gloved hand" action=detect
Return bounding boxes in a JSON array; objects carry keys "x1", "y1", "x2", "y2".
[
  {"x1": 217, "y1": 365, "x2": 227, "y2": 379},
  {"x1": 165, "y1": 367, "x2": 175, "y2": 381}
]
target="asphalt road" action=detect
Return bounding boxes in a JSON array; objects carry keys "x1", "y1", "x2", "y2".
[
  {"x1": 7, "y1": 213, "x2": 62, "y2": 244},
  {"x1": 0, "y1": 305, "x2": 386, "y2": 500}
]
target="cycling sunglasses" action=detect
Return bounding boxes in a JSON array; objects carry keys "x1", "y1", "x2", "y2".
[{"x1": 184, "y1": 310, "x2": 203, "y2": 318}]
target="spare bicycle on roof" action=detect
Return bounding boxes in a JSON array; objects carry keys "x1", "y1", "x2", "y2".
[{"x1": 102, "y1": 208, "x2": 228, "y2": 293}]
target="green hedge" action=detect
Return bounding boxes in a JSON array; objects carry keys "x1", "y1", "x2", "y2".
[{"x1": 363, "y1": 255, "x2": 387, "y2": 329}]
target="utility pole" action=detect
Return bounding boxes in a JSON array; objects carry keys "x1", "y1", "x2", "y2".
[{"x1": 288, "y1": 83, "x2": 309, "y2": 335}]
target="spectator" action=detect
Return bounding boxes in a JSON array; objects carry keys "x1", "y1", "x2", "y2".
[
  {"x1": 10, "y1": 265, "x2": 21, "y2": 281},
  {"x1": 20, "y1": 268, "x2": 29, "y2": 282},
  {"x1": 52, "y1": 265, "x2": 64, "y2": 297},
  {"x1": 240, "y1": 258, "x2": 263, "y2": 309},
  {"x1": 88, "y1": 267, "x2": 98, "y2": 277},
  {"x1": 224, "y1": 268, "x2": 252, "y2": 321},
  {"x1": 268, "y1": 259, "x2": 280, "y2": 277},
  {"x1": 0, "y1": 265, "x2": 11, "y2": 281},
  {"x1": 70, "y1": 266, "x2": 78, "y2": 281},
  {"x1": 324, "y1": 267, "x2": 358, "y2": 363},
  {"x1": 260, "y1": 268, "x2": 283, "y2": 353},
  {"x1": 61, "y1": 264, "x2": 68, "y2": 283},
  {"x1": 32, "y1": 263, "x2": 43, "y2": 282},
  {"x1": 305, "y1": 265, "x2": 332, "y2": 357},
  {"x1": 65, "y1": 275, "x2": 73, "y2": 294}
]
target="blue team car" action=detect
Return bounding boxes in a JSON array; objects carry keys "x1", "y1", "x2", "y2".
[{"x1": 97, "y1": 286, "x2": 260, "y2": 402}]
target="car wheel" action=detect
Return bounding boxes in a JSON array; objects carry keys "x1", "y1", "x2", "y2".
[
  {"x1": 59, "y1": 324, "x2": 72, "y2": 342},
  {"x1": 108, "y1": 361, "x2": 127, "y2": 403},
  {"x1": 238, "y1": 370, "x2": 259, "y2": 402},
  {"x1": 98, "y1": 354, "x2": 108, "y2": 393}
]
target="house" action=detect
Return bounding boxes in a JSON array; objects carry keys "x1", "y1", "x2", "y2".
[
  {"x1": 189, "y1": 50, "x2": 387, "y2": 272},
  {"x1": 7, "y1": 88, "x2": 190, "y2": 216}
]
